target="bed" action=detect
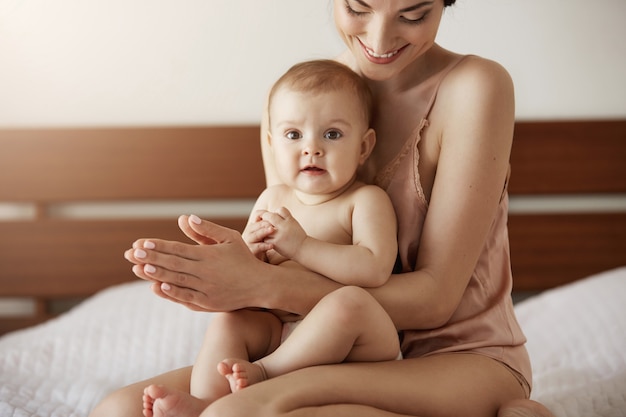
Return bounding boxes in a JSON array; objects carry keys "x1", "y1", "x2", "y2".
[{"x1": 0, "y1": 121, "x2": 625, "y2": 417}]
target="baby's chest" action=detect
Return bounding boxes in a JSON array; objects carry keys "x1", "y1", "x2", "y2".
[{"x1": 291, "y1": 205, "x2": 353, "y2": 245}]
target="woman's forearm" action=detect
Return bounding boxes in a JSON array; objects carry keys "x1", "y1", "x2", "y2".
[
  {"x1": 256, "y1": 261, "x2": 343, "y2": 317},
  {"x1": 367, "y1": 271, "x2": 454, "y2": 331},
  {"x1": 259, "y1": 258, "x2": 450, "y2": 331}
]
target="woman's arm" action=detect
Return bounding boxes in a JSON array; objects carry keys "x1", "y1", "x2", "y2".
[
  {"x1": 125, "y1": 216, "x2": 342, "y2": 317},
  {"x1": 371, "y1": 57, "x2": 515, "y2": 330}
]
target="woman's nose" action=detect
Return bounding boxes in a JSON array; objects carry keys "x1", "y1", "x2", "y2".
[{"x1": 366, "y1": 16, "x2": 395, "y2": 55}]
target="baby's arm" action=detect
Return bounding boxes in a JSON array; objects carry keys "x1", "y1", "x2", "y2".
[{"x1": 264, "y1": 186, "x2": 397, "y2": 287}]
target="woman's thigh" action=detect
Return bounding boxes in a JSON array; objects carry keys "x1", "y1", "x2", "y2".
[
  {"x1": 203, "y1": 353, "x2": 526, "y2": 417},
  {"x1": 89, "y1": 366, "x2": 192, "y2": 417}
]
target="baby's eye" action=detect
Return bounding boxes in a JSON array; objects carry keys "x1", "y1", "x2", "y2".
[
  {"x1": 324, "y1": 130, "x2": 342, "y2": 140},
  {"x1": 285, "y1": 130, "x2": 302, "y2": 140}
]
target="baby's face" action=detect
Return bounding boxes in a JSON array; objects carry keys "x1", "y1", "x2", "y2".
[{"x1": 268, "y1": 87, "x2": 372, "y2": 197}]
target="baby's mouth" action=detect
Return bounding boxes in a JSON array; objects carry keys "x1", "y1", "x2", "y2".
[{"x1": 302, "y1": 165, "x2": 325, "y2": 173}]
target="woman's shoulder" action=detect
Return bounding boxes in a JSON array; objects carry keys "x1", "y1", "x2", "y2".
[
  {"x1": 432, "y1": 52, "x2": 515, "y2": 125},
  {"x1": 440, "y1": 54, "x2": 514, "y2": 103}
]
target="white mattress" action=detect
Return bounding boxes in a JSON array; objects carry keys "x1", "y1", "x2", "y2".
[
  {"x1": 516, "y1": 267, "x2": 626, "y2": 417},
  {"x1": 1, "y1": 267, "x2": 625, "y2": 417}
]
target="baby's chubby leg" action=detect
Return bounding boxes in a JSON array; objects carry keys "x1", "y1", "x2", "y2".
[
  {"x1": 251, "y1": 286, "x2": 400, "y2": 381},
  {"x1": 190, "y1": 310, "x2": 283, "y2": 403}
]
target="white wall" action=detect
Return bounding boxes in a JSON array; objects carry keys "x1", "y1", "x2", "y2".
[{"x1": 0, "y1": 0, "x2": 625, "y2": 127}]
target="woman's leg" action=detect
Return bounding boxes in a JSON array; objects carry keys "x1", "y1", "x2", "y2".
[
  {"x1": 90, "y1": 310, "x2": 283, "y2": 417},
  {"x1": 203, "y1": 353, "x2": 542, "y2": 417},
  {"x1": 219, "y1": 286, "x2": 400, "y2": 390},
  {"x1": 88, "y1": 366, "x2": 192, "y2": 417},
  {"x1": 143, "y1": 310, "x2": 283, "y2": 417},
  {"x1": 498, "y1": 400, "x2": 555, "y2": 417}
]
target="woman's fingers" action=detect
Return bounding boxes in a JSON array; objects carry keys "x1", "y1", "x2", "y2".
[
  {"x1": 125, "y1": 237, "x2": 206, "y2": 291},
  {"x1": 178, "y1": 215, "x2": 220, "y2": 245},
  {"x1": 150, "y1": 281, "x2": 209, "y2": 312},
  {"x1": 128, "y1": 238, "x2": 203, "y2": 263},
  {"x1": 184, "y1": 215, "x2": 243, "y2": 244},
  {"x1": 125, "y1": 215, "x2": 264, "y2": 312},
  {"x1": 132, "y1": 248, "x2": 199, "y2": 283}
]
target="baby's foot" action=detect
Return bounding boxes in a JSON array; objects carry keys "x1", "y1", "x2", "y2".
[
  {"x1": 217, "y1": 358, "x2": 268, "y2": 392},
  {"x1": 143, "y1": 384, "x2": 208, "y2": 417}
]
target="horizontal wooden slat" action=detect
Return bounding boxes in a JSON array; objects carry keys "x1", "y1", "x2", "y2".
[
  {"x1": 0, "y1": 126, "x2": 265, "y2": 201},
  {"x1": 509, "y1": 120, "x2": 626, "y2": 194},
  {"x1": 0, "y1": 217, "x2": 248, "y2": 297},
  {"x1": 3, "y1": 121, "x2": 623, "y2": 200},
  {"x1": 508, "y1": 212, "x2": 626, "y2": 291}
]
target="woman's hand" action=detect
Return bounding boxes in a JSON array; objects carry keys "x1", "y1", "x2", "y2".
[{"x1": 124, "y1": 215, "x2": 268, "y2": 312}]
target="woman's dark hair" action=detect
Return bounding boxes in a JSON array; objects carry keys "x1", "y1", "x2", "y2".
[{"x1": 444, "y1": 0, "x2": 456, "y2": 6}]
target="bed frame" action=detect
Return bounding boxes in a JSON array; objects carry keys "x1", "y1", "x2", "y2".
[{"x1": 1, "y1": 120, "x2": 625, "y2": 335}]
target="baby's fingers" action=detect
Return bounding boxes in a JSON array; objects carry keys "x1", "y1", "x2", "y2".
[
  {"x1": 243, "y1": 222, "x2": 275, "y2": 243},
  {"x1": 246, "y1": 241, "x2": 274, "y2": 257},
  {"x1": 251, "y1": 209, "x2": 270, "y2": 222}
]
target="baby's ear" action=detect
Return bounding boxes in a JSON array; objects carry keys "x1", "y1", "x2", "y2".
[
  {"x1": 359, "y1": 128, "x2": 376, "y2": 164},
  {"x1": 266, "y1": 131, "x2": 273, "y2": 148}
]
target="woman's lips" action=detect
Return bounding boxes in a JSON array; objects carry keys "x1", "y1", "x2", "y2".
[{"x1": 358, "y1": 38, "x2": 406, "y2": 64}]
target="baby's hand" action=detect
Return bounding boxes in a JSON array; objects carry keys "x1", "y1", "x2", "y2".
[
  {"x1": 242, "y1": 211, "x2": 275, "y2": 259},
  {"x1": 259, "y1": 207, "x2": 307, "y2": 260}
]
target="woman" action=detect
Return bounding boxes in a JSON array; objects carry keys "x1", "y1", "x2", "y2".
[{"x1": 91, "y1": 1, "x2": 555, "y2": 416}]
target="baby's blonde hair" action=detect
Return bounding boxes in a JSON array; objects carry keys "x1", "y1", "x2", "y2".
[{"x1": 268, "y1": 59, "x2": 374, "y2": 126}]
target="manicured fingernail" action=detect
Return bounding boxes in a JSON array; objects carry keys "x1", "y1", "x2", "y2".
[
  {"x1": 144, "y1": 264, "x2": 156, "y2": 274},
  {"x1": 190, "y1": 214, "x2": 201, "y2": 224},
  {"x1": 161, "y1": 283, "x2": 171, "y2": 291},
  {"x1": 143, "y1": 241, "x2": 155, "y2": 249},
  {"x1": 134, "y1": 249, "x2": 147, "y2": 259}
]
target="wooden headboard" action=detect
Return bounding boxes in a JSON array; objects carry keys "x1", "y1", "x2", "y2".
[{"x1": 1, "y1": 120, "x2": 625, "y2": 334}]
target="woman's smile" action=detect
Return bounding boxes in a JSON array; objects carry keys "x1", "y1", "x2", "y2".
[{"x1": 359, "y1": 38, "x2": 407, "y2": 63}]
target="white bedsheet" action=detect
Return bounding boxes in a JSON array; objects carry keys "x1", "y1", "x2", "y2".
[
  {"x1": 516, "y1": 267, "x2": 626, "y2": 417},
  {"x1": 1, "y1": 267, "x2": 625, "y2": 417}
]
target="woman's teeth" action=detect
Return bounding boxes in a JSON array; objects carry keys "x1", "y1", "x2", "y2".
[{"x1": 366, "y1": 47, "x2": 399, "y2": 59}]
